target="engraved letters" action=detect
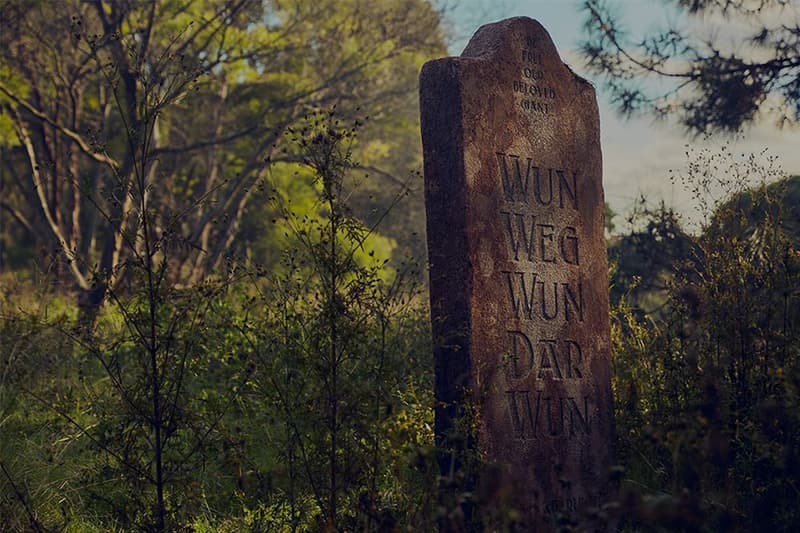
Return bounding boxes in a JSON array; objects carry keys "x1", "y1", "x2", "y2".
[
  {"x1": 496, "y1": 153, "x2": 578, "y2": 209},
  {"x1": 513, "y1": 81, "x2": 556, "y2": 99},
  {"x1": 504, "y1": 331, "x2": 584, "y2": 381},
  {"x1": 523, "y1": 67, "x2": 544, "y2": 80},
  {"x1": 500, "y1": 211, "x2": 580, "y2": 264},
  {"x1": 496, "y1": 143, "x2": 593, "y2": 443},
  {"x1": 502, "y1": 271, "x2": 584, "y2": 322},
  {"x1": 506, "y1": 391, "x2": 591, "y2": 439},
  {"x1": 514, "y1": 34, "x2": 557, "y2": 115}
]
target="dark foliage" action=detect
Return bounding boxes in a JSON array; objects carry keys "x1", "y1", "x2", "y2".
[
  {"x1": 609, "y1": 172, "x2": 800, "y2": 531},
  {"x1": 580, "y1": 0, "x2": 800, "y2": 133}
]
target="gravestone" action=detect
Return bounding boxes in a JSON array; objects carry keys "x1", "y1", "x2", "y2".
[{"x1": 421, "y1": 17, "x2": 614, "y2": 529}]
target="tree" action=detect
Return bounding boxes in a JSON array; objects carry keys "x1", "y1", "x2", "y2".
[
  {"x1": 608, "y1": 149, "x2": 800, "y2": 530},
  {"x1": 608, "y1": 199, "x2": 698, "y2": 315},
  {"x1": 0, "y1": 0, "x2": 444, "y2": 321},
  {"x1": 227, "y1": 113, "x2": 435, "y2": 530},
  {"x1": 0, "y1": 109, "x2": 436, "y2": 532},
  {"x1": 580, "y1": 0, "x2": 800, "y2": 133}
]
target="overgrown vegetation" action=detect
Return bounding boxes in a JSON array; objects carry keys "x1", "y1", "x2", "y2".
[
  {"x1": 0, "y1": 109, "x2": 437, "y2": 531},
  {"x1": 609, "y1": 150, "x2": 800, "y2": 531},
  {"x1": 1, "y1": 1, "x2": 799, "y2": 531}
]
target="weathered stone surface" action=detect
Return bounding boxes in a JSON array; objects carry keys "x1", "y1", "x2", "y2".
[{"x1": 421, "y1": 17, "x2": 614, "y2": 529}]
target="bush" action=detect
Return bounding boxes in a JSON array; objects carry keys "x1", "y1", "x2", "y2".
[{"x1": 610, "y1": 149, "x2": 800, "y2": 531}]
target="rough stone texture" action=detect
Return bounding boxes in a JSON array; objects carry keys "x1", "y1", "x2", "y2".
[{"x1": 421, "y1": 17, "x2": 614, "y2": 529}]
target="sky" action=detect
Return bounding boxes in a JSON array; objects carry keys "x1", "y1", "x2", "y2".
[{"x1": 445, "y1": 0, "x2": 800, "y2": 230}]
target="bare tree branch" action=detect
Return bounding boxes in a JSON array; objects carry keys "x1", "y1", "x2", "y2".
[
  {"x1": 11, "y1": 109, "x2": 90, "y2": 290},
  {"x1": 0, "y1": 80, "x2": 119, "y2": 169}
]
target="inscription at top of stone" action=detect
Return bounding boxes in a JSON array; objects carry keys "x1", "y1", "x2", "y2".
[
  {"x1": 522, "y1": 49, "x2": 542, "y2": 64},
  {"x1": 510, "y1": 31, "x2": 557, "y2": 115}
]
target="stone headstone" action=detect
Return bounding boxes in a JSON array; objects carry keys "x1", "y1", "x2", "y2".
[{"x1": 421, "y1": 17, "x2": 614, "y2": 529}]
